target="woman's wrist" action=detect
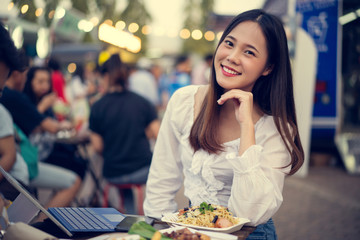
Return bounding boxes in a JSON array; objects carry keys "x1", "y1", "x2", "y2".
[{"x1": 238, "y1": 123, "x2": 255, "y2": 155}]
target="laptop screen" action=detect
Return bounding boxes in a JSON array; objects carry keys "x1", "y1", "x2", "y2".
[{"x1": 0, "y1": 166, "x2": 73, "y2": 237}]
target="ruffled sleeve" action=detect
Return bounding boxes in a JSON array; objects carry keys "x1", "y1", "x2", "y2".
[
  {"x1": 144, "y1": 85, "x2": 199, "y2": 218},
  {"x1": 226, "y1": 116, "x2": 292, "y2": 226}
]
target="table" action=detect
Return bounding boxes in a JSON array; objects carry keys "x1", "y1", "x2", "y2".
[
  {"x1": 57, "y1": 218, "x2": 255, "y2": 240},
  {"x1": 152, "y1": 220, "x2": 255, "y2": 240}
]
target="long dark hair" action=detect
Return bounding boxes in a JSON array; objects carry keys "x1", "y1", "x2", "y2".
[
  {"x1": 189, "y1": 9, "x2": 304, "y2": 175},
  {"x1": 23, "y1": 66, "x2": 52, "y2": 105}
]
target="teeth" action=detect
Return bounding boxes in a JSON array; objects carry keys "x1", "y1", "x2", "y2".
[{"x1": 223, "y1": 66, "x2": 240, "y2": 75}]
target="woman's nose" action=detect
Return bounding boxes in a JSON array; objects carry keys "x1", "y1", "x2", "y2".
[{"x1": 226, "y1": 50, "x2": 241, "y2": 65}]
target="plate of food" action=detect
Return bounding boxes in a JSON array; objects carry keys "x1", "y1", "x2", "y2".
[
  {"x1": 161, "y1": 202, "x2": 250, "y2": 234},
  {"x1": 160, "y1": 226, "x2": 237, "y2": 240}
]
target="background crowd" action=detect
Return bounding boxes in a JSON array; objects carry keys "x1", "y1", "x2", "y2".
[{"x1": 0, "y1": 20, "x2": 216, "y2": 220}]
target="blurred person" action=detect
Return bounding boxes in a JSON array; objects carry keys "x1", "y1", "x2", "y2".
[
  {"x1": 0, "y1": 103, "x2": 30, "y2": 201},
  {"x1": 191, "y1": 54, "x2": 213, "y2": 85},
  {"x1": 144, "y1": 9, "x2": 304, "y2": 239},
  {"x1": 89, "y1": 54, "x2": 160, "y2": 214},
  {"x1": 87, "y1": 63, "x2": 109, "y2": 106},
  {"x1": 129, "y1": 58, "x2": 159, "y2": 107},
  {"x1": 68, "y1": 64, "x2": 87, "y2": 101},
  {"x1": 0, "y1": 101, "x2": 81, "y2": 216},
  {"x1": 0, "y1": 61, "x2": 71, "y2": 138},
  {"x1": 0, "y1": 21, "x2": 32, "y2": 203},
  {"x1": 0, "y1": 62, "x2": 85, "y2": 183},
  {"x1": 0, "y1": 26, "x2": 80, "y2": 217},
  {"x1": 150, "y1": 63, "x2": 170, "y2": 111},
  {"x1": 23, "y1": 66, "x2": 87, "y2": 180},
  {"x1": 47, "y1": 57, "x2": 70, "y2": 121},
  {"x1": 0, "y1": 22, "x2": 26, "y2": 96},
  {"x1": 167, "y1": 54, "x2": 192, "y2": 98},
  {"x1": 66, "y1": 64, "x2": 90, "y2": 131},
  {"x1": 47, "y1": 57, "x2": 67, "y2": 103}
]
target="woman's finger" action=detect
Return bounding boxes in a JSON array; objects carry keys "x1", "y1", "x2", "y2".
[{"x1": 217, "y1": 90, "x2": 253, "y2": 105}]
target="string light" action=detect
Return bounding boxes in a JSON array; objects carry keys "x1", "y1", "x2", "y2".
[
  {"x1": 48, "y1": 10, "x2": 55, "y2": 19},
  {"x1": 103, "y1": 19, "x2": 113, "y2": 26},
  {"x1": 90, "y1": 16, "x2": 100, "y2": 26},
  {"x1": 204, "y1": 31, "x2": 215, "y2": 41},
  {"x1": 191, "y1": 29, "x2": 202, "y2": 40},
  {"x1": 98, "y1": 23, "x2": 141, "y2": 53},
  {"x1": 35, "y1": 8, "x2": 43, "y2": 17},
  {"x1": 8, "y1": 4, "x2": 220, "y2": 43},
  {"x1": 8, "y1": 2, "x2": 14, "y2": 11},
  {"x1": 179, "y1": 28, "x2": 191, "y2": 39},
  {"x1": 68, "y1": 63, "x2": 77, "y2": 73},
  {"x1": 128, "y1": 23, "x2": 139, "y2": 33},
  {"x1": 115, "y1": 21, "x2": 126, "y2": 30},
  {"x1": 21, "y1": 4, "x2": 29, "y2": 14},
  {"x1": 142, "y1": 25, "x2": 152, "y2": 35}
]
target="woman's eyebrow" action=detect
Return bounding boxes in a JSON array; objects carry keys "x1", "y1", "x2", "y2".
[{"x1": 225, "y1": 35, "x2": 260, "y2": 53}]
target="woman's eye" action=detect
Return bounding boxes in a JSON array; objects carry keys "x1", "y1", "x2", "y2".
[
  {"x1": 224, "y1": 40, "x2": 233, "y2": 47},
  {"x1": 244, "y1": 50, "x2": 255, "y2": 56}
]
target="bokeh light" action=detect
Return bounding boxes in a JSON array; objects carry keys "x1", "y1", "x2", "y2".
[
  {"x1": 68, "y1": 63, "x2": 77, "y2": 73},
  {"x1": 115, "y1": 21, "x2": 126, "y2": 30},
  {"x1": 179, "y1": 28, "x2": 191, "y2": 39},
  {"x1": 191, "y1": 29, "x2": 203, "y2": 40},
  {"x1": 48, "y1": 10, "x2": 55, "y2": 19},
  {"x1": 21, "y1": 4, "x2": 29, "y2": 14},
  {"x1": 142, "y1": 25, "x2": 152, "y2": 35},
  {"x1": 35, "y1": 8, "x2": 43, "y2": 17},
  {"x1": 103, "y1": 19, "x2": 113, "y2": 26},
  {"x1": 8, "y1": 2, "x2": 14, "y2": 11},
  {"x1": 128, "y1": 23, "x2": 139, "y2": 33},
  {"x1": 204, "y1": 31, "x2": 215, "y2": 41}
]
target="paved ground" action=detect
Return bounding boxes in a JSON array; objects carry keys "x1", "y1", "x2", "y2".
[{"x1": 273, "y1": 165, "x2": 360, "y2": 240}]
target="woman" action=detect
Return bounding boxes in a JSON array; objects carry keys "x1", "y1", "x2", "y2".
[
  {"x1": 144, "y1": 9, "x2": 304, "y2": 239},
  {"x1": 23, "y1": 66, "x2": 87, "y2": 180}
]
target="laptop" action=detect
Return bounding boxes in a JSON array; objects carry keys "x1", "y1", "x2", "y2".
[{"x1": 0, "y1": 166, "x2": 126, "y2": 237}]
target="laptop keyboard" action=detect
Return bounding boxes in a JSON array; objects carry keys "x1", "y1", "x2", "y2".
[{"x1": 53, "y1": 208, "x2": 114, "y2": 230}]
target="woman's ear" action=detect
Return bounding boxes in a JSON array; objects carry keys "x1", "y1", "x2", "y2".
[{"x1": 262, "y1": 64, "x2": 274, "y2": 76}]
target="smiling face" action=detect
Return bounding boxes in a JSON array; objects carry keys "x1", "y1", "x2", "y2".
[
  {"x1": 31, "y1": 69, "x2": 51, "y2": 98},
  {"x1": 214, "y1": 21, "x2": 271, "y2": 92}
]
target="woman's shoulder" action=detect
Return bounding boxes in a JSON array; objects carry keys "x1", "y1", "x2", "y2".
[
  {"x1": 172, "y1": 85, "x2": 202, "y2": 98},
  {"x1": 256, "y1": 114, "x2": 294, "y2": 139},
  {"x1": 166, "y1": 85, "x2": 205, "y2": 129}
]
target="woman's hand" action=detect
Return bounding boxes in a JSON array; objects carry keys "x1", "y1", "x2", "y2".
[
  {"x1": 37, "y1": 93, "x2": 57, "y2": 113},
  {"x1": 217, "y1": 89, "x2": 255, "y2": 155},
  {"x1": 217, "y1": 89, "x2": 254, "y2": 126},
  {"x1": 59, "y1": 120, "x2": 74, "y2": 130}
]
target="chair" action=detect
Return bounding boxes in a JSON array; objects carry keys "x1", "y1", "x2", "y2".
[{"x1": 102, "y1": 183, "x2": 144, "y2": 215}]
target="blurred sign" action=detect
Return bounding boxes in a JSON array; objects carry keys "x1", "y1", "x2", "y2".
[
  {"x1": 296, "y1": 0, "x2": 341, "y2": 138},
  {"x1": 51, "y1": 7, "x2": 85, "y2": 42}
]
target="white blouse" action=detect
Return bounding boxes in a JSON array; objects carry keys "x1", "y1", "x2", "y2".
[{"x1": 144, "y1": 85, "x2": 291, "y2": 226}]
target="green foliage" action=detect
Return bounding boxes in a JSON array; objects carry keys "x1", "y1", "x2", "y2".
[
  {"x1": 181, "y1": 0, "x2": 216, "y2": 55},
  {"x1": 71, "y1": 0, "x2": 89, "y2": 14}
]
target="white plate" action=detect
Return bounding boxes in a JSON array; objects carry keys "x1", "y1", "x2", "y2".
[
  {"x1": 160, "y1": 226, "x2": 238, "y2": 240},
  {"x1": 161, "y1": 212, "x2": 250, "y2": 234},
  {"x1": 87, "y1": 233, "x2": 141, "y2": 240}
]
